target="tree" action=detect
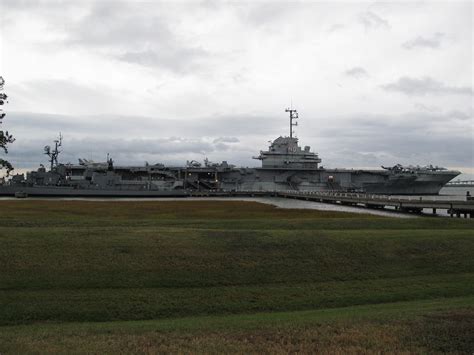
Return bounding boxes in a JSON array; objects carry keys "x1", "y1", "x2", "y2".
[{"x1": 0, "y1": 76, "x2": 14, "y2": 175}]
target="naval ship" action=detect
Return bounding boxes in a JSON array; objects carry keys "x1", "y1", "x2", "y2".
[{"x1": 0, "y1": 109, "x2": 460, "y2": 197}]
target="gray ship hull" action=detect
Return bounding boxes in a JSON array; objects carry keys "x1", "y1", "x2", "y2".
[
  {"x1": 1, "y1": 169, "x2": 459, "y2": 197},
  {"x1": 360, "y1": 171, "x2": 459, "y2": 195},
  {"x1": 217, "y1": 168, "x2": 459, "y2": 195}
]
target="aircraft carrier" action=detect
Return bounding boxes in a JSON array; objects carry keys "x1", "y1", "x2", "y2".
[{"x1": 0, "y1": 108, "x2": 460, "y2": 197}]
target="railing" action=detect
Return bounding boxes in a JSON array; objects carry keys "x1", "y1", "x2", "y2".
[{"x1": 446, "y1": 180, "x2": 474, "y2": 186}]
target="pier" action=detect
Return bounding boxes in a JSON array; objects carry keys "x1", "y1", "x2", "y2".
[
  {"x1": 188, "y1": 190, "x2": 474, "y2": 217},
  {"x1": 275, "y1": 191, "x2": 474, "y2": 217},
  {"x1": 445, "y1": 180, "x2": 474, "y2": 187}
]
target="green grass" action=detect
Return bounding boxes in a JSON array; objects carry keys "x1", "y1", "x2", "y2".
[
  {"x1": 1, "y1": 298, "x2": 473, "y2": 353},
  {"x1": 0, "y1": 200, "x2": 473, "y2": 353}
]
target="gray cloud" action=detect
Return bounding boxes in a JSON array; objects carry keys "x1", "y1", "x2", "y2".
[
  {"x1": 381, "y1": 77, "x2": 473, "y2": 96},
  {"x1": 62, "y1": 2, "x2": 209, "y2": 74},
  {"x1": 118, "y1": 48, "x2": 207, "y2": 73},
  {"x1": 237, "y1": 3, "x2": 296, "y2": 27},
  {"x1": 344, "y1": 67, "x2": 369, "y2": 79},
  {"x1": 213, "y1": 137, "x2": 240, "y2": 144},
  {"x1": 7, "y1": 111, "x2": 284, "y2": 139},
  {"x1": 413, "y1": 102, "x2": 442, "y2": 113},
  {"x1": 327, "y1": 24, "x2": 345, "y2": 33},
  {"x1": 317, "y1": 111, "x2": 473, "y2": 168},
  {"x1": 445, "y1": 110, "x2": 472, "y2": 120},
  {"x1": 358, "y1": 11, "x2": 390, "y2": 30},
  {"x1": 402, "y1": 32, "x2": 445, "y2": 49},
  {"x1": 9, "y1": 79, "x2": 125, "y2": 116},
  {"x1": 66, "y1": 2, "x2": 166, "y2": 47}
]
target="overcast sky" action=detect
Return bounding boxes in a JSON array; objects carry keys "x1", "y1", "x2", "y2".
[{"x1": 0, "y1": 0, "x2": 472, "y2": 176}]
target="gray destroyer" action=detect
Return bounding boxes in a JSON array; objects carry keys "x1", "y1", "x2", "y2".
[{"x1": 0, "y1": 109, "x2": 460, "y2": 196}]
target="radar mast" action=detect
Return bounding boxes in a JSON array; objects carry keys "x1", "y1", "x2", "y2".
[
  {"x1": 44, "y1": 133, "x2": 62, "y2": 171},
  {"x1": 285, "y1": 107, "x2": 298, "y2": 138}
]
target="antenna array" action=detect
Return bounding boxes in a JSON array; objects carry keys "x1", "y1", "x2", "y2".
[
  {"x1": 285, "y1": 108, "x2": 298, "y2": 138},
  {"x1": 44, "y1": 133, "x2": 63, "y2": 171}
]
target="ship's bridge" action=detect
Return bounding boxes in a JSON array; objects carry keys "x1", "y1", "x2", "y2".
[{"x1": 254, "y1": 136, "x2": 322, "y2": 170}]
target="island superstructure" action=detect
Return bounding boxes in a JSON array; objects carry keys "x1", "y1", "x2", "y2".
[{"x1": 0, "y1": 108, "x2": 460, "y2": 196}]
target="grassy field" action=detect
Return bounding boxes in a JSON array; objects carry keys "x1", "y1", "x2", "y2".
[{"x1": 0, "y1": 200, "x2": 473, "y2": 353}]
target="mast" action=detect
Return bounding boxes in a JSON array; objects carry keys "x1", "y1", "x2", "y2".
[
  {"x1": 285, "y1": 107, "x2": 298, "y2": 138},
  {"x1": 44, "y1": 133, "x2": 63, "y2": 171}
]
